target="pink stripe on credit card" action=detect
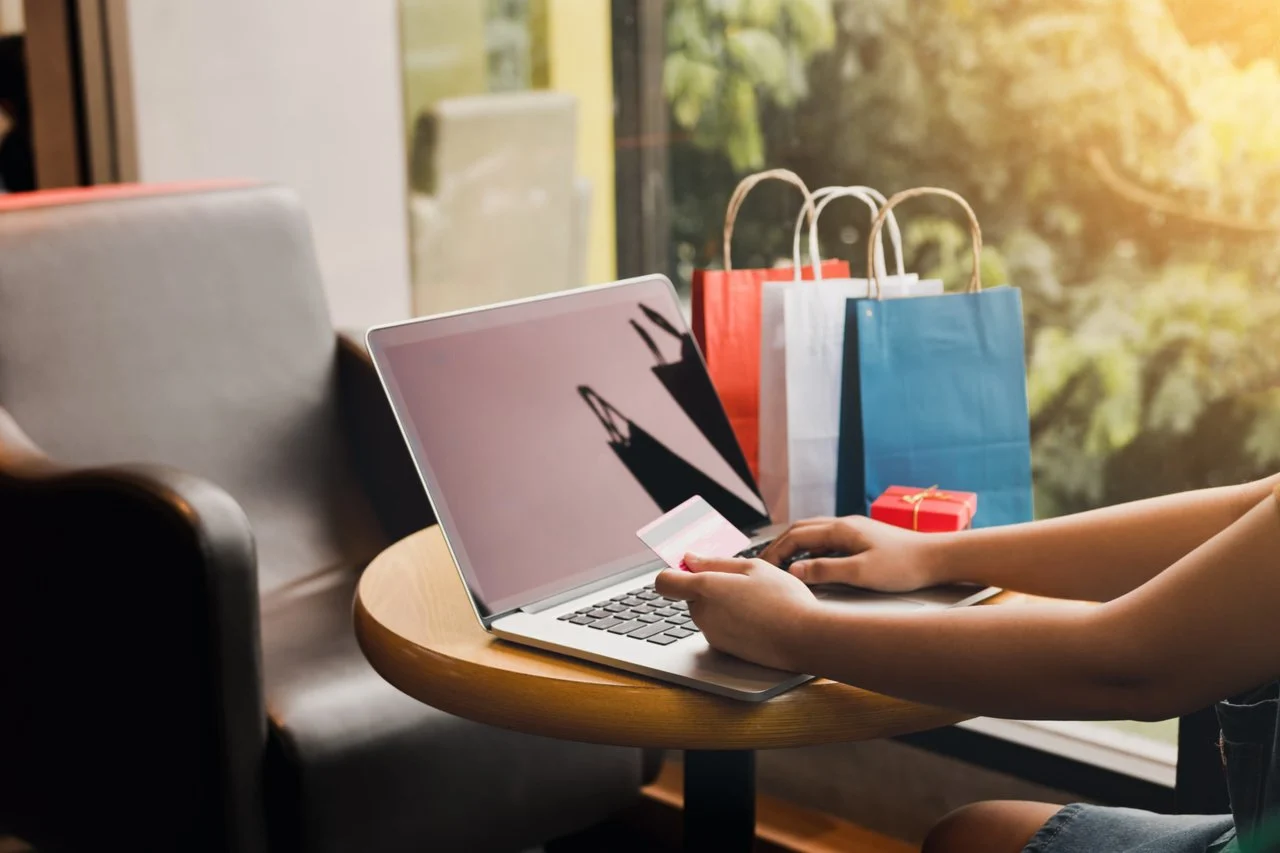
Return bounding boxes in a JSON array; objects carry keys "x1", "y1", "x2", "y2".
[{"x1": 636, "y1": 496, "x2": 751, "y2": 570}]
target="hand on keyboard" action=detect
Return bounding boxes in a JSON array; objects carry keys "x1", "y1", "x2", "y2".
[{"x1": 735, "y1": 541, "x2": 845, "y2": 572}]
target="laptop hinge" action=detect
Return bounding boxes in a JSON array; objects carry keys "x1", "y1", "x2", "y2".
[{"x1": 520, "y1": 561, "x2": 662, "y2": 615}]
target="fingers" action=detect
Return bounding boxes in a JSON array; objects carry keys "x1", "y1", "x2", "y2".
[
  {"x1": 654, "y1": 568, "x2": 702, "y2": 601},
  {"x1": 683, "y1": 554, "x2": 753, "y2": 574},
  {"x1": 656, "y1": 555, "x2": 754, "y2": 600},
  {"x1": 789, "y1": 555, "x2": 861, "y2": 585},
  {"x1": 761, "y1": 522, "x2": 852, "y2": 565}
]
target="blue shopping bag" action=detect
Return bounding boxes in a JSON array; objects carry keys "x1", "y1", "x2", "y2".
[{"x1": 834, "y1": 188, "x2": 1033, "y2": 528}]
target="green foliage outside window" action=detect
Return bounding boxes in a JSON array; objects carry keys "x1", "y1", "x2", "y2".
[
  {"x1": 665, "y1": 0, "x2": 836, "y2": 171},
  {"x1": 666, "y1": 0, "x2": 1280, "y2": 517}
]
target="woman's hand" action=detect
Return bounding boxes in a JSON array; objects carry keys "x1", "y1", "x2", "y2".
[
  {"x1": 760, "y1": 515, "x2": 946, "y2": 592},
  {"x1": 654, "y1": 555, "x2": 818, "y2": 671}
]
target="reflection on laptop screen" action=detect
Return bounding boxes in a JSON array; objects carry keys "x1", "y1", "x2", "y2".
[{"x1": 372, "y1": 277, "x2": 769, "y2": 619}]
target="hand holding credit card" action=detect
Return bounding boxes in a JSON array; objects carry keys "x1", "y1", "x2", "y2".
[{"x1": 636, "y1": 496, "x2": 751, "y2": 571}]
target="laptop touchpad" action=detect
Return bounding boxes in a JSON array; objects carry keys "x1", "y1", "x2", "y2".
[{"x1": 812, "y1": 585, "x2": 928, "y2": 613}]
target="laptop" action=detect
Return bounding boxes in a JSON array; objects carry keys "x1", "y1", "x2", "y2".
[{"x1": 366, "y1": 275, "x2": 999, "y2": 702}]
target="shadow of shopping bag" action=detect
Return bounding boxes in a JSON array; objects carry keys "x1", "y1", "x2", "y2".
[
  {"x1": 834, "y1": 188, "x2": 1034, "y2": 528},
  {"x1": 578, "y1": 385, "x2": 768, "y2": 531},
  {"x1": 691, "y1": 169, "x2": 849, "y2": 480},
  {"x1": 630, "y1": 302, "x2": 757, "y2": 491}
]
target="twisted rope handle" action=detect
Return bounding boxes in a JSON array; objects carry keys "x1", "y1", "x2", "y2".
[
  {"x1": 722, "y1": 169, "x2": 816, "y2": 272},
  {"x1": 867, "y1": 187, "x2": 982, "y2": 299}
]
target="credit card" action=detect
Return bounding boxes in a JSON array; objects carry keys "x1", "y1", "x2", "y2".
[{"x1": 636, "y1": 496, "x2": 751, "y2": 571}]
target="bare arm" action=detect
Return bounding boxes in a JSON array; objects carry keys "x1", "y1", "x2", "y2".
[
  {"x1": 762, "y1": 473, "x2": 1280, "y2": 602},
  {"x1": 933, "y1": 474, "x2": 1280, "y2": 600},
  {"x1": 660, "y1": 489, "x2": 1280, "y2": 721}
]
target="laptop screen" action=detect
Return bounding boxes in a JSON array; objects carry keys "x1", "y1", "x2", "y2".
[{"x1": 368, "y1": 276, "x2": 770, "y2": 619}]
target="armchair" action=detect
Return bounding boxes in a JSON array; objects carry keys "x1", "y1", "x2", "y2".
[{"x1": 0, "y1": 183, "x2": 650, "y2": 853}]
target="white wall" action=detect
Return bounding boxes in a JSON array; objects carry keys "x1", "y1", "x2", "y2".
[{"x1": 108, "y1": 0, "x2": 411, "y2": 331}]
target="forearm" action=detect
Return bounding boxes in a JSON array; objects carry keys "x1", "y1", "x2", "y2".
[
  {"x1": 785, "y1": 489, "x2": 1280, "y2": 722},
  {"x1": 930, "y1": 474, "x2": 1280, "y2": 601},
  {"x1": 783, "y1": 602, "x2": 1148, "y2": 720}
]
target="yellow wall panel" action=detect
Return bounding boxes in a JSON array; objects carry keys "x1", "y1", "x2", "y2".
[{"x1": 541, "y1": 0, "x2": 617, "y2": 283}]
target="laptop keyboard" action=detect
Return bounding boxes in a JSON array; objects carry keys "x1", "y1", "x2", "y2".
[
  {"x1": 555, "y1": 542, "x2": 795, "y2": 645},
  {"x1": 556, "y1": 583, "x2": 698, "y2": 645}
]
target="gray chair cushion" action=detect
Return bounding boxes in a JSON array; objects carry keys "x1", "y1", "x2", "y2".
[{"x1": 0, "y1": 184, "x2": 385, "y2": 592}]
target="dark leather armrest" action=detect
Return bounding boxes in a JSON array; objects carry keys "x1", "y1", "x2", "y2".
[
  {"x1": 336, "y1": 331, "x2": 435, "y2": 542},
  {"x1": 0, "y1": 406, "x2": 267, "y2": 853}
]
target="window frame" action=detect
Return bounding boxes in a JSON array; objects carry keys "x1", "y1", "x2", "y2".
[{"x1": 896, "y1": 724, "x2": 1176, "y2": 812}]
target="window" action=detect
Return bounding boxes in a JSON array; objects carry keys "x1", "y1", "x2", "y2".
[{"x1": 399, "y1": 0, "x2": 615, "y2": 315}]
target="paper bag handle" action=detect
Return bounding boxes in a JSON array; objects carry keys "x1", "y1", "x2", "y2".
[
  {"x1": 578, "y1": 385, "x2": 627, "y2": 445},
  {"x1": 868, "y1": 187, "x2": 982, "y2": 299},
  {"x1": 793, "y1": 186, "x2": 906, "y2": 283},
  {"x1": 723, "y1": 169, "x2": 816, "y2": 272}
]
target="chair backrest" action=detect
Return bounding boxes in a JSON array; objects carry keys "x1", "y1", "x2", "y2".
[{"x1": 0, "y1": 183, "x2": 386, "y2": 593}]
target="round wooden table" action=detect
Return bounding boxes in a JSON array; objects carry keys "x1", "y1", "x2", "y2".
[{"x1": 354, "y1": 527, "x2": 1013, "y2": 851}]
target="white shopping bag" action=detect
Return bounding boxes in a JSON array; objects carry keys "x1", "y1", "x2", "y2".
[
  {"x1": 758, "y1": 275, "x2": 802, "y2": 520},
  {"x1": 758, "y1": 188, "x2": 872, "y2": 518},
  {"x1": 763, "y1": 186, "x2": 943, "y2": 522}
]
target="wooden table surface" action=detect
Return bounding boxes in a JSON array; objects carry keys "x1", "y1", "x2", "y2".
[{"x1": 354, "y1": 526, "x2": 1024, "y2": 751}]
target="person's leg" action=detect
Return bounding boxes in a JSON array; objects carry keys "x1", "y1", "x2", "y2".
[{"x1": 923, "y1": 801, "x2": 1064, "y2": 853}]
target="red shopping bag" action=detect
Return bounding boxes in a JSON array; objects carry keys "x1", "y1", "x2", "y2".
[{"x1": 691, "y1": 169, "x2": 849, "y2": 478}]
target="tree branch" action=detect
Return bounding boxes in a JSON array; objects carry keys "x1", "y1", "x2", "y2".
[{"x1": 1087, "y1": 147, "x2": 1280, "y2": 235}]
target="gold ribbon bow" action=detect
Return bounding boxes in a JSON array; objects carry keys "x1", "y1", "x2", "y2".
[{"x1": 900, "y1": 485, "x2": 971, "y2": 531}]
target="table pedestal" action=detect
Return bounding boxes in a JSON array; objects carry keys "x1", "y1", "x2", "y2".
[{"x1": 683, "y1": 749, "x2": 756, "y2": 852}]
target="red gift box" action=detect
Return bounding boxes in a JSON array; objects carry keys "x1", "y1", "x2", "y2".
[{"x1": 870, "y1": 485, "x2": 977, "y2": 532}]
